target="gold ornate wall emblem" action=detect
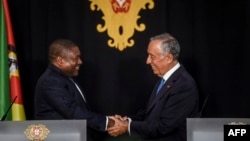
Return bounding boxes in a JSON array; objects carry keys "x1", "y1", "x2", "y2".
[
  {"x1": 89, "y1": 0, "x2": 155, "y2": 51},
  {"x1": 24, "y1": 124, "x2": 50, "y2": 141}
]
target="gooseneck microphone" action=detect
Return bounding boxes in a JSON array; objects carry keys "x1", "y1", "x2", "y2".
[{"x1": 1, "y1": 96, "x2": 17, "y2": 121}]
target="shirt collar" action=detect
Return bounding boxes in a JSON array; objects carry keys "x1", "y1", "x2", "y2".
[{"x1": 162, "y1": 62, "x2": 180, "y2": 81}]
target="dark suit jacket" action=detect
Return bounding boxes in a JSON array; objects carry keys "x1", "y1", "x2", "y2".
[
  {"x1": 34, "y1": 64, "x2": 106, "y2": 132},
  {"x1": 130, "y1": 65, "x2": 199, "y2": 141}
]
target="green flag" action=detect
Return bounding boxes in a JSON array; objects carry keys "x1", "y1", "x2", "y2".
[{"x1": 0, "y1": 1, "x2": 11, "y2": 120}]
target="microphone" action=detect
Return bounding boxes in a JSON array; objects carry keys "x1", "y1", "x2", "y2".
[
  {"x1": 1, "y1": 96, "x2": 17, "y2": 121},
  {"x1": 197, "y1": 94, "x2": 209, "y2": 118}
]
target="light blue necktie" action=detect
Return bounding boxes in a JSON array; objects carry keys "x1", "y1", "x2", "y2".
[{"x1": 156, "y1": 78, "x2": 165, "y2": 94}]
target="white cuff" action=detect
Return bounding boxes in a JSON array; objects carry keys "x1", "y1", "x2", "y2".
[{"x1": 127, "y1": 117, "x2": 132, "y2": 135}]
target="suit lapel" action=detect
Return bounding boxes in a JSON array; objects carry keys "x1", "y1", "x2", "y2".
[
  {"x1": 68, "y1": 78, "x2": 89, "y2": 107},
  {"x1": 146, "y1": 66, "x2": 185, "y2": 113},
  {"x1": 72, "y1": 82, "x2": 91, "y2": 109}
]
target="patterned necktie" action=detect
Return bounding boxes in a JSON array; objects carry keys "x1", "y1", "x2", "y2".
[{"x1": 156, "y1": 78, "x2": 165, "y2": 94}]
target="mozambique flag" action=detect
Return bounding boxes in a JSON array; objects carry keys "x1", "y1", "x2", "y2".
[
  {"x1": 0, "y1": 0, "x2": 10, "y2": 121},
  {"x1": 0, "y1": 0, "x2": 26, "y2": 121}
]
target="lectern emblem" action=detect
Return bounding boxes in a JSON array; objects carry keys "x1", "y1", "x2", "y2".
[
  {"x1": 228, "y1": 121, "x2": 246, "y2": 125},
  {"x1": 24, "y1": 124, "x2": 50, "y2": 141}
]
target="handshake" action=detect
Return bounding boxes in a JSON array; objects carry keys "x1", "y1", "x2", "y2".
[{"x1": 107, "y1": 115, "x2": 130, "y2": 137}]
